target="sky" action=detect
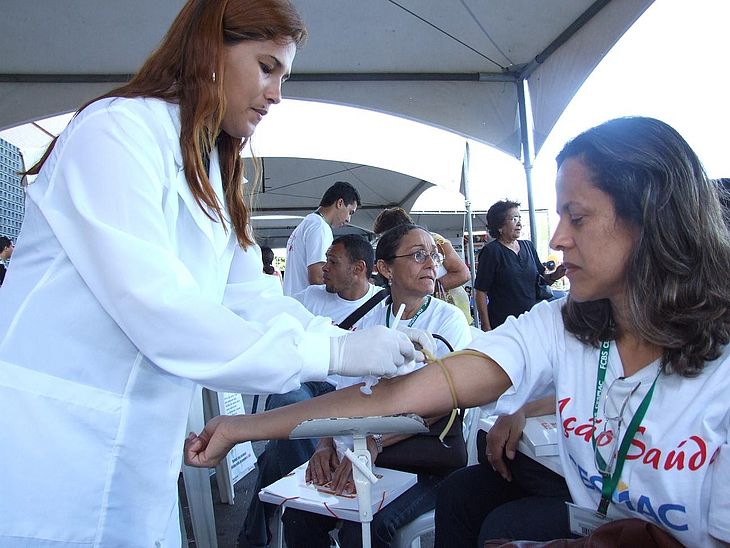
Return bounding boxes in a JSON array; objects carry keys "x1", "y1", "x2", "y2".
[
  {"x1": 2, "y1": 0, "x2": 728, "y2": 223},
  {"x1": 531, "y1": 0, "x2": 729, "y2": 199},
  {"x1": 417, "y1": 0, "x2": 730, "y2": 214}
]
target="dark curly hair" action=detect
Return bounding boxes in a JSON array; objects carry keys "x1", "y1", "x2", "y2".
[
  {"x1": 373, "y1": 207, "x2": 414, "y2": 236},
  {"x1": 486, "y1": 200, "x2": 520, "y2": 239},
  {"x1": 558, "y1": 117, "x2": 730, "y2": 377}
]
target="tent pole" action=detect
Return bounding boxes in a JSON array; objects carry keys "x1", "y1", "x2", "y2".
[
  {"x1": 461, "y1": 142, "x2": 480, "y2": 328},
  {"x1": 517, "y1": 79, "x2": 538, "y2": 249}
]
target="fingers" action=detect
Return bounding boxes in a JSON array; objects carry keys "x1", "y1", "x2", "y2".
[
  {"x1": 486, "y1": 411, "x2": 529, "y2": 482},
  {"x1": 486, "y1": 426, "x2": 512, "y2": 482},
  {"x1": 308, "y1": 447, "x2": 335, "y2": 485},
  {"x1": 183, "y1": 418, "x2": 235, "y2": 469},
  {"x1": 332, "y1": 460, "x2": 355, "y2": 495},
  {"x1": 307, "y1": 457, "x2": 329, "y2": 485},
  {"x1": 391, "y1": 360, "x2": 418, "y2": 378},
  {"x1": 504, "y1": 426, "x2": 521, "y2": 461},
  {"x1": 184, "y1": 433, "x2": 204, "y2": 466},
  {"x1": 184, "y1": 432, "x2": 215, "y2": 468},
  {"x1": 397, "y1": 327, "x2": 437, "y2": 356},
  {"x1": 393, "y1": 329, "x2": 416, "y2": 364}
]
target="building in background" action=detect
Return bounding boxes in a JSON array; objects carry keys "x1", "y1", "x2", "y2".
[{"x1": 0, "y1": 137, "x2": 24, "y2": 241}]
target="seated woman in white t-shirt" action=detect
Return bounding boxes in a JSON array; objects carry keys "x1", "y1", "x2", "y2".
[
  {"x1": 186, "y1": 117, "x2": 730, "y2": 547},
  {"x1": 282, "y1": 224, "x2": 472, "y2": 548}
]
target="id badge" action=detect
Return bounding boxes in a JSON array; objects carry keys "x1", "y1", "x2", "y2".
[{"x1": 566, "y1": 502, "x2": 612, "y2": 537}]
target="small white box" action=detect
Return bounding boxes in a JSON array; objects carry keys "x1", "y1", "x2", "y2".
[{"x1": 520, "y1": 415, "x2": 559, "y2": 457}]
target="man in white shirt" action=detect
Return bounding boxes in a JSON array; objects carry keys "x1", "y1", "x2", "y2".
[
  {"x1": 282, "y1": 181, "x2": 361, "y2": 296},
  {"x1": 239, "y1": 234, "x2": 382, "y2": 547}
]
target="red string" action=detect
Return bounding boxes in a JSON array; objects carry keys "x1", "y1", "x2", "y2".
[
  {"x1": 323, "y1": 502, "x2": 341, "y2": 519},
  {"x1": 276, "y1": 496, "x2": 299, "y2": 509},
  {"x1": 376, "y1": 490, "x2": 387, "y2": 512}
]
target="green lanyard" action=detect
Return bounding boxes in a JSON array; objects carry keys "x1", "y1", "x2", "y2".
[
  {"x1": 386, "y1": 296, "x2": 431, "y2": 328},
  {"x1": 591, "y1": 341, "x2": 659, "y2": 515}
]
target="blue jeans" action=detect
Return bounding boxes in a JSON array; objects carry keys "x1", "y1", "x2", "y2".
[
  {"x1": 238, "y1": 381, "x2": 336, "y2": 547},
  {"x1": 434, "y1": 454, "x2": 573, "y2": 547},
  {"x1": 282, "y1": 472, "x2": 445, "y2": 548}
]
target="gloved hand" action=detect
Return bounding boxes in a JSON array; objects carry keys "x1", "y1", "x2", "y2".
[
  {"x1": 396, "y1": 327, "x2": 437, "y2": 357},
  {"x1": 329, "y1": 325, "x2": 417, "y2": 378}
]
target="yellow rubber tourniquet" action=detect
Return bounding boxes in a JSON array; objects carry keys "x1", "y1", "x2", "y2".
[{"x1": 421, "y1": 349, "x2": 487, "y2": 444}]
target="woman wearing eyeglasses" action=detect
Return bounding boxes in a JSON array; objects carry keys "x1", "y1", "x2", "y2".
[
  {"x1": 474, "y1": 199, "x2": 566, "y2": 331},
  {"x1": 373, "y1": 207, "x2": 473, "y2": 323},
  {"x1": 281, "y1": 223, "x2": 472, "y2": 548},
  {"x1": 187, "y1": 118, "x2": 730, "y2": 547}
]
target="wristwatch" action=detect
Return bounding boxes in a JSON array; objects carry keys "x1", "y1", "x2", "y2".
[{"x1": 371, "y1": 434, "x2": 384, "y2": 454}]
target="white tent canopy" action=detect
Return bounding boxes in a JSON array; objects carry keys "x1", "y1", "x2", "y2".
[
  {"x1": 0, "y1": 0, "x2": 651, "y2": 158},
  {"x1": 0, "y1": 0, "x2": 654, "y2": 293}
]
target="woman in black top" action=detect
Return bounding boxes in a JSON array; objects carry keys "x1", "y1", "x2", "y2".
[{"x1": 474, "y1": 200, "x2": 565, "y2": 330}]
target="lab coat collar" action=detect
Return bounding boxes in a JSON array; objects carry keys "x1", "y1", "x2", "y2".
[{"x1": 160, "y1": 100, "x2": 234, "y2": 259}]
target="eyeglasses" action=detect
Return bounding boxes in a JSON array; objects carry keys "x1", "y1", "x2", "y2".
[
  {"x1": 508, "y1": 215, "x2": 522, "y2": 223},
  {"x1": 388, "y1": 250, "x2": 444, "y2": 265},
  {"x1": 594, "y1": 378, "x2": 641, "y2": 476}
]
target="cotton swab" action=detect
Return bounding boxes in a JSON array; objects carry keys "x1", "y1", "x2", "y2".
[{"x1": 360, "y1": 303, "x2": 406, "y2": 395}]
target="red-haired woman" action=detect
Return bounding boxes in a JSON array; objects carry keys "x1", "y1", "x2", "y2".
[{"x1": 0, "y1": 2, "x2": 428, "y2": 545}]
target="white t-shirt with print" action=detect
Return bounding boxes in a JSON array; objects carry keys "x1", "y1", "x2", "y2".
[
  {"x1": 294, "y1": 283, "x2": 381, "y2": 387},
  {"x1": 468, "y1": 299, "x2": 730, "y2": 547},
  {"x1": 283, "y1": 213, "x2": 332, "y2": 296},
  {"x1": 337, "y1": 296, "x2": 472, "y2": 390}
]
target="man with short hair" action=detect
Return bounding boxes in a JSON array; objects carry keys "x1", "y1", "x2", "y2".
[
  {"x1": 239, "y1": 234, "x2": 381, "y2": 548},
  {"x1": 0, "y1": 236, "x2": 14, "y2": 286},
  {"x1": 282, "y1": 181, "x2": 361, "y2": 296}
]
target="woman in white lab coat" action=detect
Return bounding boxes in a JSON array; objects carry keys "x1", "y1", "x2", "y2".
[{"x1": 0, "y1": 1, "x2": 428, "y2": 546}]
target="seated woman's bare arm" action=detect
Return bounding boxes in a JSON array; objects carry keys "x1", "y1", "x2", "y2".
[
  {"x1": 185, "y1": 351, "x2": 512, "y2": 468},
  {"x1": 438, "y1": 239, "x2": 470, "y2": 290}
]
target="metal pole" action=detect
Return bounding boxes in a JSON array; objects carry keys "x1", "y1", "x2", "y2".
[
  {"x1": 461, "y1": 142, "x2": 480, "y2": 329},
  {"x1": 517, "y1": 79, "x2": 538, "y2": 249}
]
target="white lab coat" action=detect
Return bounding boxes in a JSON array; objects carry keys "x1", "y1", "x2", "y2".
[{"x1": 0, "y1": 97, "x2": 338, "y2": 547}]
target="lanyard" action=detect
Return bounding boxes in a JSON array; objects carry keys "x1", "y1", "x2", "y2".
[
  {"x1": 386, "y1": 296, "x2": 431, "y2": 328},
  {"x1": 591, "y1": 341, "x2": 659, "y2": 516}
]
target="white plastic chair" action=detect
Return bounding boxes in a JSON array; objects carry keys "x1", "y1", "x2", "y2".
[
  {"x1": 391, "y1": 404, "x2": 488, "y2": 548},
  {"x1": 391, "y1": 509, "x2": 434, "y2": 548}
]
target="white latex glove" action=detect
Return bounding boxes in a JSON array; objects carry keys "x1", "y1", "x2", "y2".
[
  {"x1": 396, "y1": 327, "x2": 437, "y2": 357},
  {"x1": 329, "y1": 326, "x2": 417, "y2": 378}
]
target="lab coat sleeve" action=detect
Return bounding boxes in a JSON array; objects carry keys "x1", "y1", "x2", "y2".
[{"x1": 30, "y1": 103, "x2": 332, "y2": 394}]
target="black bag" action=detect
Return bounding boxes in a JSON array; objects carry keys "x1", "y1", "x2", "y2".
[
  {"x1": 525, "y1": 242, "x2": 553, "y2": 302},
  {"x1": 375, "y1": 412, "x2": 467, "y2": 476}
]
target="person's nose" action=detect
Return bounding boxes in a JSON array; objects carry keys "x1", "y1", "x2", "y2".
[
  {"x1": 549, "y1": 218, "x2": 571, "y2": 251},
  {"x1": 423, "y1": 253, "x2": 438, "y2": 268},
  {"x1": 266, "y1": 78, "x2": 283, "y2": 105}
]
